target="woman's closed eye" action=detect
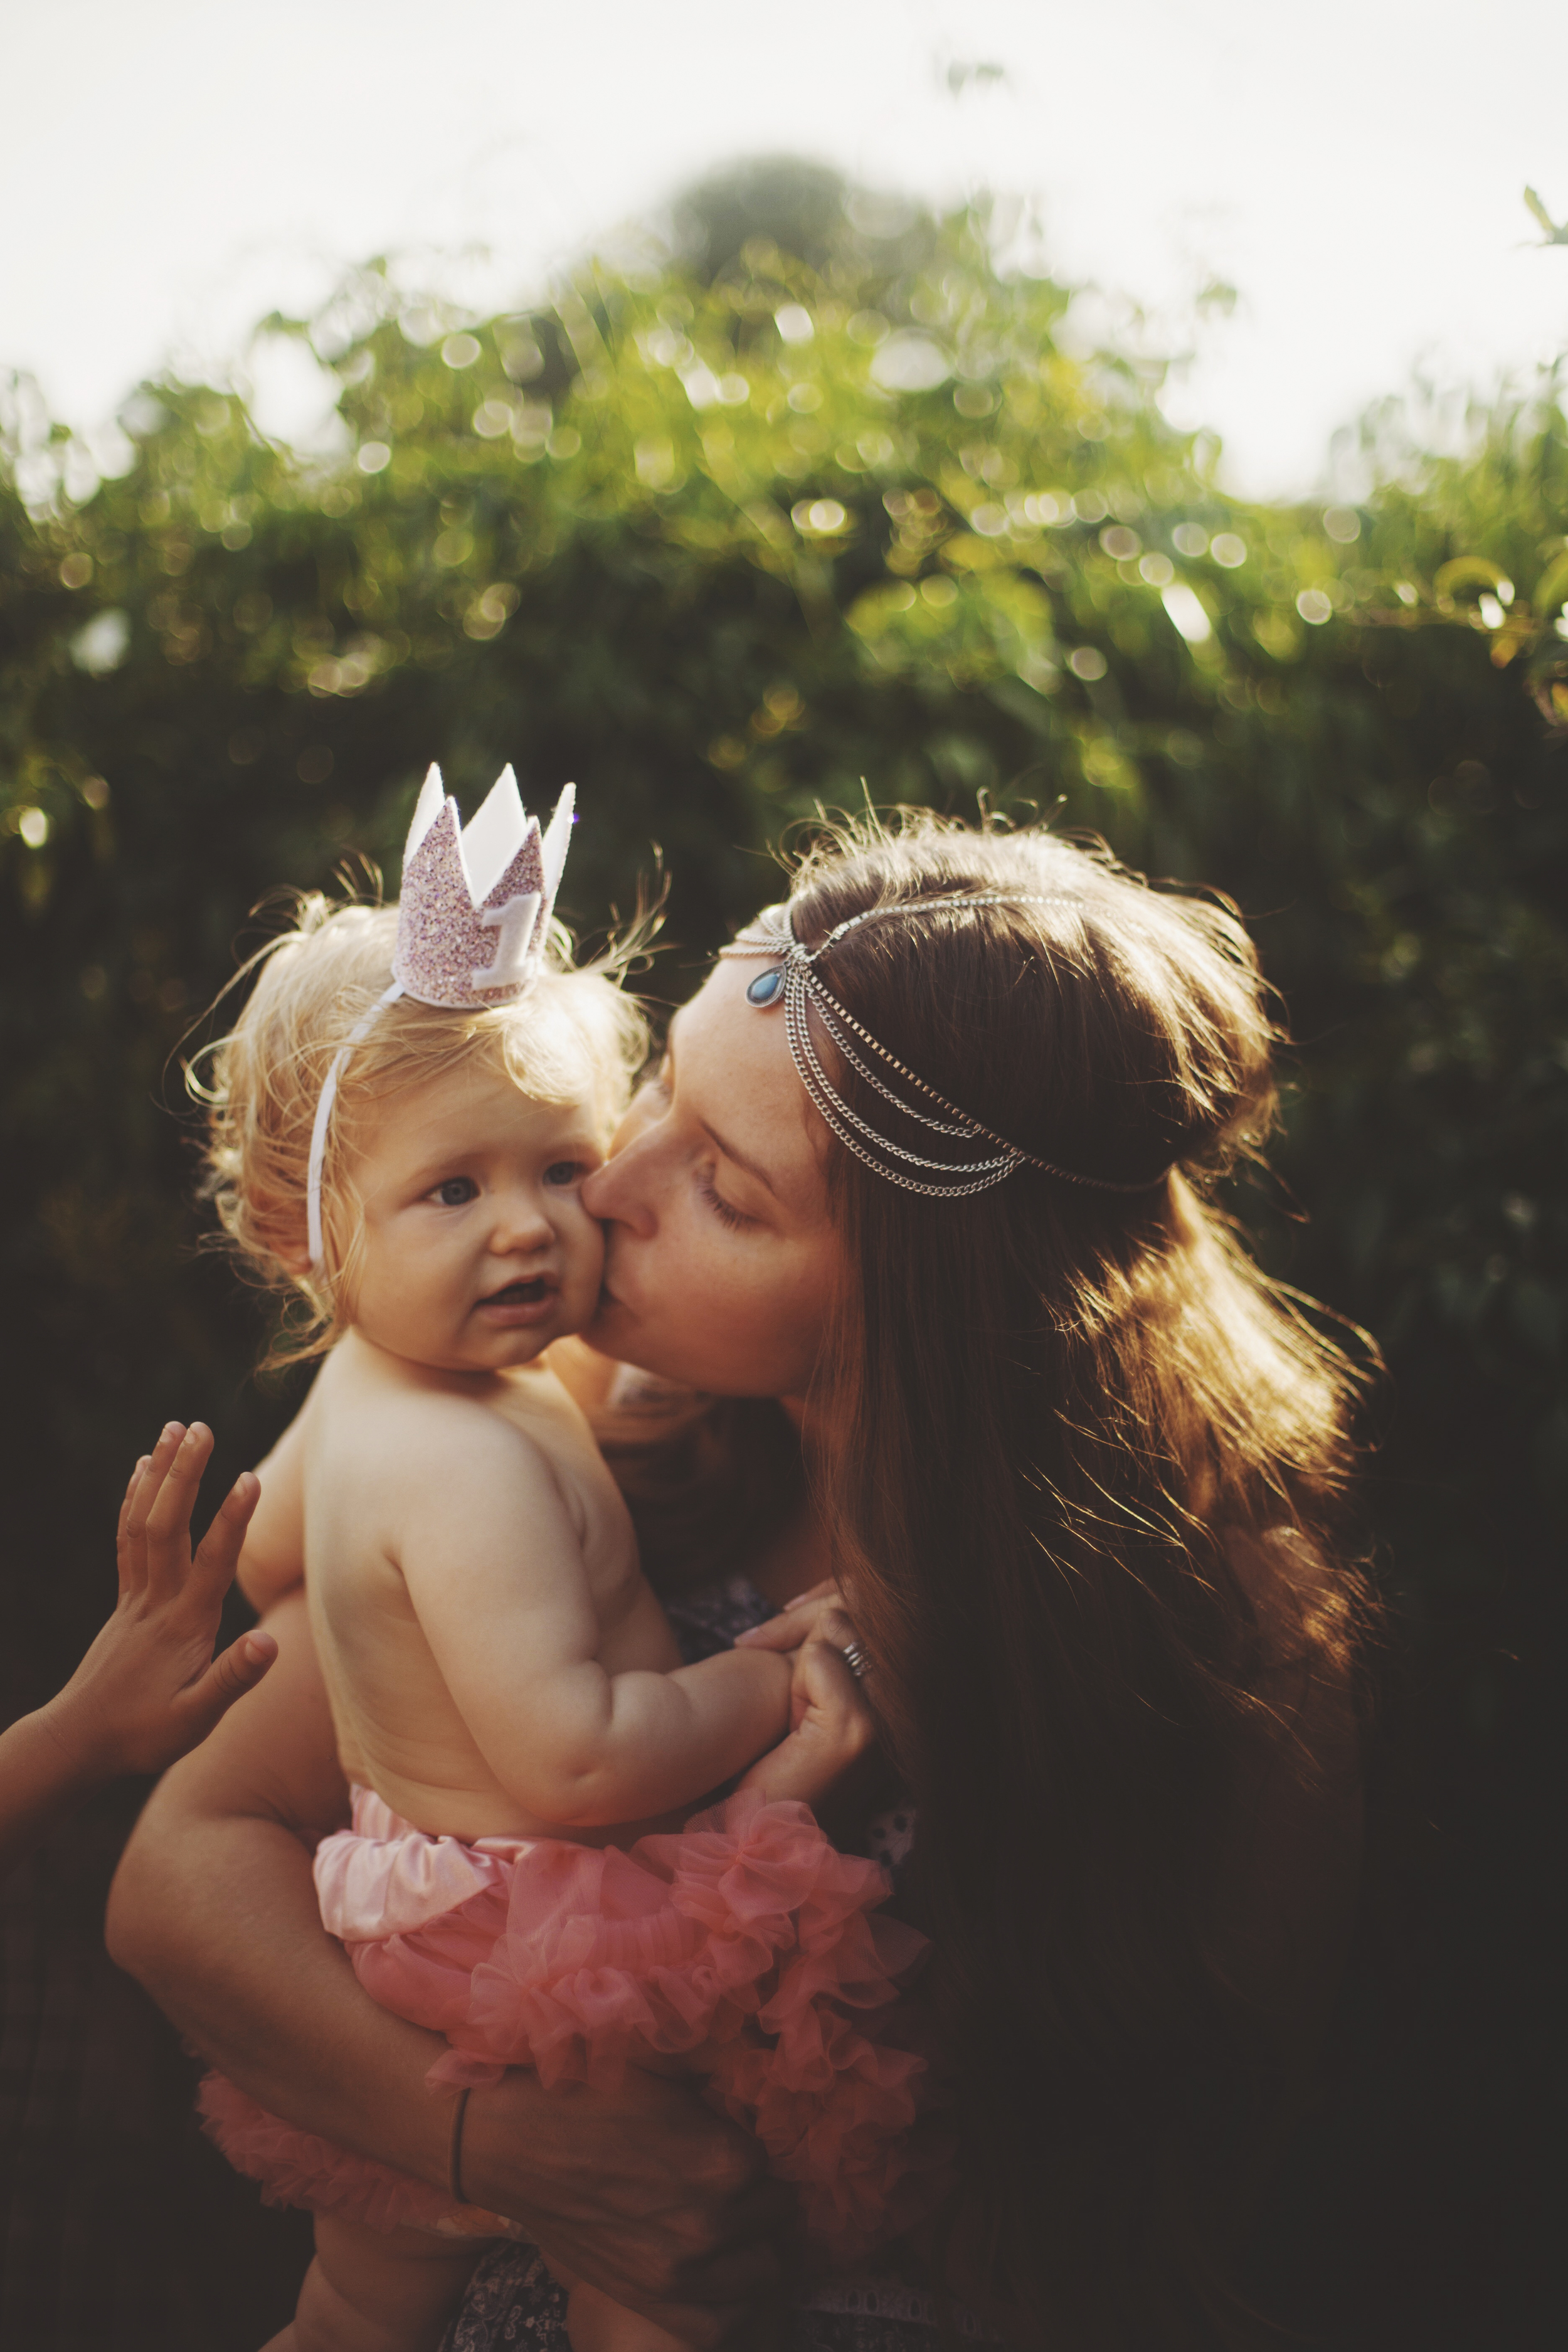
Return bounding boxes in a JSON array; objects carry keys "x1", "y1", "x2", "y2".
[{"x1": 697, "y1": 1172, "x2": 755, "y2": 1231}]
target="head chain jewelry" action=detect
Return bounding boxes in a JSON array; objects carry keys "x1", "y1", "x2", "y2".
[{"x1": 718, "y1": 894, "x2": 1175, "y2": 1200}]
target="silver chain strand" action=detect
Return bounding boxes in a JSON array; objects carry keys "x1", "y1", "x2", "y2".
[{"x1": 718, "y1": 893, "x2": 1176, "y2": 1199}]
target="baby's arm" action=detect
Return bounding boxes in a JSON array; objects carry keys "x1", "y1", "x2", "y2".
[
  {"x1": 398, "y1": 1409, "x2": 792, "y2": 1828},
  {"x1": 236, "y1": 1407, "x2": 308, "y2": 1610},
  {"x1": 0, "y1": 1423, "x2": 276, "y2": 1878}
]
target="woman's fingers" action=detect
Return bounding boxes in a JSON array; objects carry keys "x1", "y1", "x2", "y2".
[
  {"x1": 190, "y1": 1470, "x2": 261, "y2": 1599},
  {"x1": 120, "y1": 1424, "x2": 188, "y2": 1597},
  {"x1": 808, "y1": 1609, "x2": 860, "y2": 1665},
  {"x1": 142, "y1": 1422, "x2": 215, "y2": 1601},
  {"x1": 733, "y1": 1586, "x2": 849, "y2": 1654},
  {"x1": 172, "y1": 1629, "x2": 278, "y2": 1749},
  {"x1": 115, "y1": 1456, "x2": 153, "y2": 1596},
  {"x1": 734, "y1": 1631, "x2": 876, "y2": 1808},
  {"x1": 796, "y1": 1632, "x2": 874, "y2": 1735}
]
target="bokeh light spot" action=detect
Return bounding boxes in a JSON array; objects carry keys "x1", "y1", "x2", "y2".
[
  {"x1": 1296, "y1": 589, "x2": 1333, "y2": 625},
  {"x1": 1171, "y1": 522, "x2": 1209, "y2": 558},
  {"x1": 498, "y1": 329, "x2": 545, "y2": 381},
  {"x1": 635, "y1": 437, "x2": 676, "y2": 489},
  {"x1": 1099, "y1": 524, "x2": 1140, "y2": 560},
  {"x1": 442, "y1": 333, "x2": 482, "y2": 370},
  {"x1": 920, "y1": 576, "x2": 958, "y2": 608},
  {"x1": 70, "y1": 609, "x2": 130, "y2": 674},
  {"x1": 1139, "y1": 553, "x2": 1175, "y2": 586},
  {"x1": 356, "y1": 442, "x2": 392, "y2": 474},
  {"x1": 17, "y1": 807, "x2": 50, "y2": 848},
  {"x1": 1322, "y1": 506, "x2": 1362, "y2": 543},
  {"x1": 511, "y1": 402, "x2": 552, "y2": 448},
  {"x1": 775, "y1": 305, "x2": 815, "y2": 345},
  {"x1": 1067, "y1": 647, "x2": 1108, "y2": 681},
  {"x1": 1162, "y1": 585, "x2": 1212, "y2": 642},
  {"x1": 1210, "y1": 533, "x2": 1248, "y2": 568},
  {"x1": 472, "y1": 402, "x2": 514, "y2": 440},
  {"x1": 870, "y1": 333, "x2": 950, "y2": 393},
  {"x1": 681, "y1": 363, "x2": 723, "y2": 409},
  {"x1": 58, "y1": 554, "x2": 92, "y2": 589},
  {"x1": 792, "y1": 499, "x2": 848, "y2": 536}
]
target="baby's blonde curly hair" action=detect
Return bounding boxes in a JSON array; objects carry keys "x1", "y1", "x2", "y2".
[{"x1": 195, "y1": 897, "x2": 647, "y2": 1367}]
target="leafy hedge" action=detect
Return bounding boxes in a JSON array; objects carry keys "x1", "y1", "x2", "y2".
[{"x1": 3, "y1": 172, "x2": 1565, "y2": 2339}]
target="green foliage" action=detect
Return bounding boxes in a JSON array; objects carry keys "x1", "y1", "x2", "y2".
[{"x1": 2, "y1": 194, "x2": 1565, "y2": 1721}]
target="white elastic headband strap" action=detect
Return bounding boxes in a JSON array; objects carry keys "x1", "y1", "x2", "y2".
[{"x1": 305, "y1": 980, "x2": 404, "y2": 1269}]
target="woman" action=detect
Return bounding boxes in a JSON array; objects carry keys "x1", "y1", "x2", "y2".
[{"x1": 109, "y1": 813, "x2": 1370, "y2": 2350}]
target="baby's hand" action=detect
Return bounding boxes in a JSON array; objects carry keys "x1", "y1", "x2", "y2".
[
  {"x1": 734, "y1": 1587, "x2": 876, "y2": 1813},
  {"x1": 45, "y1": 1422, "x2": 277, "y2": 1780},
  {"x1": 734, "y1": 1582, "x2": 862, "y2": 1680}
]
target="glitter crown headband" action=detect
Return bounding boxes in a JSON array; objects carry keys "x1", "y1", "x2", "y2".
[
  {"x1": 305, "y1": 763, "x2": 575, "y2": 1266},
  {"x1": 718, "y1": 894, "x2": 1173, "y2": 1200}
]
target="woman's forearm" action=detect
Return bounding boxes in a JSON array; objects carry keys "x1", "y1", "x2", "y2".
[
  {"x1": 105, "y1": 1593, "x2": 791, "y2": 2341},
  {"x1": 106, "y1": 1596, "x2": 455, "y2": 2184},
  {"x1": 0, "y1": 1704, "x2": 101, "y2": 1880}
]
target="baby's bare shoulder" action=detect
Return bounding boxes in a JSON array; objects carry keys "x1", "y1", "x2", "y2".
[{"x1": 376, "y1": 1383, "x2": 563, "y2": 1483}]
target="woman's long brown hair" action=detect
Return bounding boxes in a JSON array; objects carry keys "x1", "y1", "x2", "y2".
[{"x1": 783, "y1": 815, "x2": 1375, "y2": 2348}]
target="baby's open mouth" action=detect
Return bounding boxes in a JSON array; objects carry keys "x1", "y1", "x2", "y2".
[{"x1": 480, "y1": 1276, "x2": 555, "y2": 1308}]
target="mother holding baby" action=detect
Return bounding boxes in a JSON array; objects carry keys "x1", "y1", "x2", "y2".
[{"x1": 110, "y1": 809, "x2": 1369, "y2": 2352}]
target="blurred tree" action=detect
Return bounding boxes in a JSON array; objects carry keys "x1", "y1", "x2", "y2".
[{"x1": 1, "y1": 163, "x2": 1564, "y2": 2349}]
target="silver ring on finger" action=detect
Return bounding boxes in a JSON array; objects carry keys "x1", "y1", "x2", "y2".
[{"x1": 839, "y1": 1641, "x2": 869, "y2": 1680}]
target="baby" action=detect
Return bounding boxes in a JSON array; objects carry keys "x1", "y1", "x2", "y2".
[{"x1": 196, "y1": 771, "x2": 936, "y2": 2352}]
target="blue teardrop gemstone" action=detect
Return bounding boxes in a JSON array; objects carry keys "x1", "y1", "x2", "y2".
[{"x1": 746, "y1": 967, "x2": 785, "y2": 1006}]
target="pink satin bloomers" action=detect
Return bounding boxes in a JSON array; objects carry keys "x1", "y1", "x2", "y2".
[{"x1": 199, "y1": 1786, "x2": 950, "y2": 2265}]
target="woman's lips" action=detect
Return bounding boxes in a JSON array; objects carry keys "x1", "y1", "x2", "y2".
[{"x1": 475, "y1": 1275, "x2": 559, "y2": 1327}]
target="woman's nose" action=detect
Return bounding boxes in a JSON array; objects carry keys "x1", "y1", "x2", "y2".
[{"x1": 581, "y1": 1127, "x2": 657, "y2": 1236}]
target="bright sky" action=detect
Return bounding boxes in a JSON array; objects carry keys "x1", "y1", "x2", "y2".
[{"x1": 5, "y1": 0, "x2": 1568, "y2": 497}]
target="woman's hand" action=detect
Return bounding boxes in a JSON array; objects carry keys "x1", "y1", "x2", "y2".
[
  {"x1": 733, "y1": 1585, "x2": 877, "y2": 1817},
  {"x1": 462, "y1": 2070, "x2": 793, "y2": 2346},
  {"x1": 0, "y1": 1423, "x2": 275, "y2": 1876},
  {"x1": 59, "y1": 1421, "x2": 276, "y2": 1778},
  {"x1": 734, "y1": 1581, "x2": 858, "y2": 1661}
]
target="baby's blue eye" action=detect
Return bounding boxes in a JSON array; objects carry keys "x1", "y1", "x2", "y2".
[
  {"x1": 433, "y1": 1177, "x2": 477, "y2": 1207},
  {"x1": 543, "y1": 1162, "x2": 581, "y2": 1188}
]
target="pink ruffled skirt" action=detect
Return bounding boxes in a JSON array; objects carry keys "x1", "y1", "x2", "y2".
[{"x1": 200, "y1": 1787, "x2": 948, "y2": 2264}]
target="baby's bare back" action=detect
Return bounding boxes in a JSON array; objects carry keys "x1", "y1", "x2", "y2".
[{"x1": 300, "y1": 1331, "x2": 681, "y2": 1842}]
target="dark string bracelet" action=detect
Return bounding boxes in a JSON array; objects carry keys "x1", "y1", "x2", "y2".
[{"x1": 448, "y1": 2085, "x2": 472, "y2": 2207}]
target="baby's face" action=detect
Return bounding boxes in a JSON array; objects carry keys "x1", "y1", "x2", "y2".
[{"x1": 342, "y1": 1058, "x2": 606, "y2": 1376}]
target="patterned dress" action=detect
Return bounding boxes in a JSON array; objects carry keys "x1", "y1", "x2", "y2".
[{"x1": 439, "y1": 1575, "x2": 987, "y2": 2352}]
